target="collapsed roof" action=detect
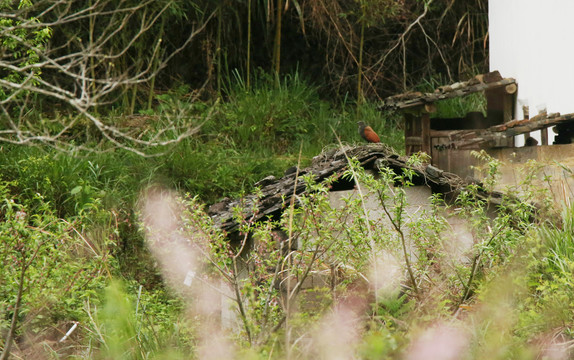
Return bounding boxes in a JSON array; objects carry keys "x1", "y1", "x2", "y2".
[
  {"x1": 380, "y1": 71, "x2": 516, "y2": 112},
  {"x1": 208, "y1": 144, "x2": 500, "y2": 236}
]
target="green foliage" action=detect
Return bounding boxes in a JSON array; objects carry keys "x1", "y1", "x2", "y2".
[
  {"x1": 162, "y1": 139, "x2": 293, "y2": 202},
  {"x1": 417, "y1": 75, "x2": 487, "y2": 119},
  {"x1": 2, "y1": 126, "x2": 573, "y2": 358},
  {"x1": 539, "y1": 206, "x2": 574, "y2": 274},
  {"x1": 0, "y1": 180, "x2": 113, "y2": 350},
  {"x1": 211, "y1": 71, "x2": 404, "y2": 156},
  {"x1": 168, "y1": 151, "x2": 526, "y2": 356},
  {"x1": 217, "y1": 71, "x2": 322, "y2": 153},
  {"x1": 0, "y1": 146, "x2": 136, "y2": 217},
  {"x1": 0, "y1": 0, "x2": 52, "y2": 101},
  {"x1": 515, "y1": 206, "x2": 574, "y2": 339},
  {"x1": 86, "y1": 280, "x2": 192, "y2": 360},
  {"x1": 170, "y1": 164, "x2": 420, "y2": 351},
  {"x1": 358, "y1": 327, "x2": 402, "y2": 360}
]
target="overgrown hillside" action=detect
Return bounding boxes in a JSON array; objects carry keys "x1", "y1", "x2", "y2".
[
  {"x1": 2, "y1": 0, "x2": 574, "y2": 359},
  {"x1": 1, "y1": 131, "x2": 573, "y2": 358}
]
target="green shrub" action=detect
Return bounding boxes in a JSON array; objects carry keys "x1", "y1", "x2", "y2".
[
  {"x1": 0, "y1": 180, "x2": 114, "y2": 355},
  {"x1": 516, "y1": 206, "x2": 574, "y2": 339},
  {"x1": 85, "y1": 280, "x2": 192, "y2": 360}
]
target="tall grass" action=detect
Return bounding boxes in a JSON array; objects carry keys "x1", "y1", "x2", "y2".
[
  {"x1": 217, "y1": 70, "x2": 404, "y2": 155},
  {"x1": 415, "y1": 75, "x2": 487, "y2": 119},
  {"x1": 539, "y1": 206, "x2": 574, "y2": 274}
]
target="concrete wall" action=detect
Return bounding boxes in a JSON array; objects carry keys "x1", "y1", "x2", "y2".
[
  {"x1": 329, "y1": 185, "x2": 475, "y2": 263},
  {"x1": 430, "y1": 144, "x2": 574, "y2": 206},
  {"x1": 489, "y1": 0, "x2": 574, "y2": 145},
  {"x1": 489, "y1": 0, "x2": 574, "y2": 121},
  {"x1": 488, "y1": 143, "x2": 574, "y2": 206}
]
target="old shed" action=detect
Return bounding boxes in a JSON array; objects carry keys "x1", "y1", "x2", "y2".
[
  {"x1": 380, "y1": 71, "x2": 517, "y2": 178},
  {"x1": 381, "y1": 71, "x2": 574, "y2": 193}
]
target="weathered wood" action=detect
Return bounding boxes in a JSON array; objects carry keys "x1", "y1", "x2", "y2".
[
  {"x1": 380, "y1": 75, "x2": 516, "y2": 110},
  {"x1": 405, "y1": 136, "x2": 423, "y2": 145},
  {"x1": 429, "y1": 130, "x2": 452, "y2": 137},
  {"x1": 404, "y1": 113, "x2": 420, "y2": 155},
  {"x1": 429, "y1": 112, "x2": 574, "y2": 150},
  {"x1": 207, "y1": 144, "x2": 489, "y2": 236},
  {"x1": 505, "y1": 83, "x2": 517, "y2": 94},
  {"x1": 208, "y1": 145, "x2": 395, "y2": 234},
  {"x1": 483, "y1": 70, "x2": 503, "y2": 83},
  {"x1": 541, "y1": 127, "x2": 549, "y2": 146},
  {"x1": 501, "y1": 113, "x2": 574, "y2": 136},
  {"x1": 421, "y1": 113, "x2": 431, "y2": 155},
  {"x1": 486, "y1": 86, "x2": 514, "y2": 125},
  {"x1": 424, "y1": 103, "x2": 437, "y2": 113}
]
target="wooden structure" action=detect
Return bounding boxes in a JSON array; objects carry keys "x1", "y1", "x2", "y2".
[{"x1": 381, "y1": 71, "x2": 574, "y2": 177}]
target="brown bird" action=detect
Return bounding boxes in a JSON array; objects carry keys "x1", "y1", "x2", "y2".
[{"x1": 357, "y1": 121, "x2": 380, "y2": 143}]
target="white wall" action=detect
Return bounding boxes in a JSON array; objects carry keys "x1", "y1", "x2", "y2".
[{"x1": 489, "y1": 0, "x2": 574, "y2": 144}]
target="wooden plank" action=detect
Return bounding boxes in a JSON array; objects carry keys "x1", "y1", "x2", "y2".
[
  {"x1": 431, "y1": 137, "x2": 450, "y2": 172},
  {"x1": 430, "y1": 130, "x2": 456, "y2": 137},
  {"x1": 404, "y1": 113, "x2": 420, "y2": 156},
  {"x1": 381, "y1": 78, "x2": 516, "y2": 110},
  {"x1": 541, "y1": 127, "x2": 549, "y2": 146},
  {"x1": 440, "y1": 112, "x2": 574, "y2": 149},
  {"x1": 405, "y1": 136, "x2": 423, "y2": 145},
  {"x1": 485, "y1": 86, "x2": 514, "y2": 126},
  {"x1": 422, "y1": 113, "x2": 431, "y2": 156},
  {"x1": 500, "y1": 113, "x2": 574, "y2": 136},
  {"x1": 430, "y1": 129, "x2": 475, "y2": 138}
]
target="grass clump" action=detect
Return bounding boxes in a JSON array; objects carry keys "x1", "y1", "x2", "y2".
[{"x1": 416, "y1": 74, "x2": 487, "y2": 119}]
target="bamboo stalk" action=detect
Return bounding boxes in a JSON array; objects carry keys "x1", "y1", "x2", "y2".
[
  {"x1": 273, "y1": 0, "x2": 282, "y2": 83},
  {"x1": 217, "y1": 5, "x2": 223, "y2": 99},
  {"x1": 247, "y1": 0, "x2": 252, "y2": 91},
  {"x1": 357, "y1": 3, "x2": 366, "y2": 105}
]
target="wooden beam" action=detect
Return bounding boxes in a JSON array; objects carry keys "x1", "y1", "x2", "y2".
[
  {"x1": 440, "y1": 112, "x2": 574, "y2": 150},
  {"x1": 503, "y1": 114, "x2": 574, "y2": 136},
  {"x1": 422, "y1": 113, "x2": 431, "y2": 156},
  {"x1": 404, "y1": 113, "x2": 420, "y2": 156},
  {"x1": 405, "y1": 136, "x2": 423, "y2": 145},
  {"x1": 486, "y1": 86, "x2": 514, "y2": 126},
  {"x1": 505, "y1": 83, "x2": 517, "y2": 94},
  {"x1": 381, "y1": 78, "x2": 516, "y2": 110},
  {"x1": 541, "y1": 127, "x2": 549, "y2": 145}
]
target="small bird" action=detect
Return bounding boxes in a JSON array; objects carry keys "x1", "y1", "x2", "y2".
[{"x1": 357, "y1": 121, "x2": 380, "y2": 143}]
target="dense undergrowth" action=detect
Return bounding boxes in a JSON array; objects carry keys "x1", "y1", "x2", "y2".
[{"x1": 1, "y1": 73, "x2": 573, "y2": 359}]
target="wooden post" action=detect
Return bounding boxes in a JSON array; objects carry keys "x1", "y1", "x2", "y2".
[
  {"x1": 486, "y1": 87, "x2": 515, "y2": 126},
  {"x1": 523, "y1": 105, "x2": 531, "y2": 146},
  {"x1": 541, "y1": 127, "x2": 549, "y2": 145},
  {"x1": 421, "y1": 113, "x2": 431, "y2": 156},
  {"x1": 404, "y1": 113, "x2": 420, "y2": 156}
]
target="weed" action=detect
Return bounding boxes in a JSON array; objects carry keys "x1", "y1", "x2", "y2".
[{"x1": 0, "y1": 181, "x2": 113, "y2": 359}]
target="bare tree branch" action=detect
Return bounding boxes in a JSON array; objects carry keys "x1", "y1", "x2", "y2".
[{"x1": 0, "y1": 0, "x2": 216, "y2": 155}]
